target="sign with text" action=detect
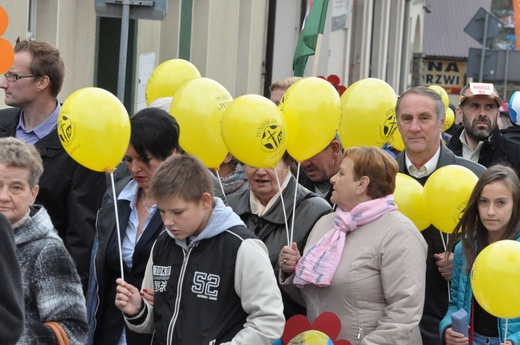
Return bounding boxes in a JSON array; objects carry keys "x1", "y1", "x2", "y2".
[{"x1": 422, "y1": 59, "x2": 466, "y2": 94}]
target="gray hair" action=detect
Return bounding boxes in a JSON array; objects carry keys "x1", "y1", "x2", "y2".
[
  {"x1": 396, "y1": 86, "x2": 445, "y2": 123},
  {"x1": 0, "y1": 138, "x2": 43, "y2": 188}
]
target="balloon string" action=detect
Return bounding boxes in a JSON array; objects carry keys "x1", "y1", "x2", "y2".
[
  {"x1": 274, "y1": 168, "x2": 290, "y2": 247},
  {"x1": 110, "y1": 171, "x2": 125, "y2": 281},
  {"x1": 214, "y1": 169, "x2": 228, "y2": 205},
  {"x1": 439, "y1": 230, "x2": 450, "y2": 301},
  {"x1": 289, "y1": 163, "x2": 300, "y2": 245},
  {"x1": 504, "y1": 318, "x2": 509, "y2": 344}
]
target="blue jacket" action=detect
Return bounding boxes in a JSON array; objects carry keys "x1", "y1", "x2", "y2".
[{"x1": 439, "y1": 237, "x2": 520, "y2": 344}]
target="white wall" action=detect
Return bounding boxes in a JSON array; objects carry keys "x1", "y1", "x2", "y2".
[{"x1": 0, "y1": 0, "x2": 423, "y2": 109}]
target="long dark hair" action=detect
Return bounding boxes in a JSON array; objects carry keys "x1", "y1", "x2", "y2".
[{"x1": 446, "y1": 164, "x2": 520, "y2": 272}]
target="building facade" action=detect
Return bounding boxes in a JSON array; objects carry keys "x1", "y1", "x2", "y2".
[{"x1": 1, "y1": 0, "x2": 426, "y2": 111}]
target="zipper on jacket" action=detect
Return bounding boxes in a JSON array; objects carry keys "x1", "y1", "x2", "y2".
[
  {"x1": 167, "y1": 246, "x2": 193, "y2": 344},
  {"x1": 357, "y1": 323, "x2": 363, "y2": 339}
]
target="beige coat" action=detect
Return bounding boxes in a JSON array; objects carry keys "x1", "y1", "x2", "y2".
[{"x1": 283, "y1": 211, "x2": 427, "y2": 345}]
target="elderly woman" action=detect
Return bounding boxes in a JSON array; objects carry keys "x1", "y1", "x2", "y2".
[
  {"x1": 227, "y1": 152, "x2": 331, "y2": 318},
  {"x1": 0, "y1": 137, "x2": 88, "y2": 344},
  {"x1": 87, "y1": 108, "x2": 181, "y2": 345},
  {"x1": 279, "y1": 146, "x2": 427, "y2": 344}
]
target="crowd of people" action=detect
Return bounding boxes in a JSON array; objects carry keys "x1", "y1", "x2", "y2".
[{"x1": 2, "y1": 38, "x2": 520, "y2": 345}]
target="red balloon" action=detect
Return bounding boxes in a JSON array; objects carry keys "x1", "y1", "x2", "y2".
[{"x1": 327, "y1": 74, "x2": 340, "y2": 86}]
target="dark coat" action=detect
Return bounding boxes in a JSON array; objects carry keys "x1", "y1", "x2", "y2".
[
  {"x1": 227, "y1": 176, "x2": 331, "y2": 318},
  {"x1": 448, "y1": 125, "x2": 520, "y2": 175},
  {"x1": 396, "y1": 144, "x2": 485, "y2": 345},
  {"x1": 0, "y1": 213, "x2": 24, "y2": 345},
  {"x1": 87, "y1": 176, "x2": 163, "y2": 345},
  {"x1": 0, "y1": 107, "x2": 106, "y2": 292},
  {"x1": 297, "y1": 168, "x2": 334, "y2": 206}
]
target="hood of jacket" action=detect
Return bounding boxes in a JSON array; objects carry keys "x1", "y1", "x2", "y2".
[{"x1": 13, "y1": 205, "x2": 60, "y2": 247}]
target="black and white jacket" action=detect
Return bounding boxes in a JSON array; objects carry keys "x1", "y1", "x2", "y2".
[
  {"x1": 125, "y1": 198, "x2": 285, "y2": 345},
  {"x1": 14, "y1": 205, "x2": 88, "y2": 344}
]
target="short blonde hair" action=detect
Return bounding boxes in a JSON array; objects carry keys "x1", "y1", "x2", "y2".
[
  {"x1": 0, "y1": 137, "x2": 43, "y2": 188},
  {"x1": 269, "y1": 77, "x2": 303, "y2": 92}
]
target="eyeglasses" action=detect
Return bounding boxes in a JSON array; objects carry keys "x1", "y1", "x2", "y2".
[{"x1": 3, "y1": 72, "x2": 38, "y2": 82}]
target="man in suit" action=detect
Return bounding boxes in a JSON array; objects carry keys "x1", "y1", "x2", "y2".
[
  {"x1": 0, "y1": 39, "x2": 106, "y2": 292},
  {"x1": 395, "y1": 86, "x2": 485, "y2": 345}
]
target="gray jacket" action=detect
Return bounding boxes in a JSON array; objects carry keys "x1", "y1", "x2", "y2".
[
  {"x1": 14, "y1": 206, "x2": 88, "y2": 345},
  {"x1": 227, "y1": 176, "x2": 331, "y2": 317}
]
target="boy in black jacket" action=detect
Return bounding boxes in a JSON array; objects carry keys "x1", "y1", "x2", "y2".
[{"x1": 115, "y1": 155, "x2": 284, "y2": 345}]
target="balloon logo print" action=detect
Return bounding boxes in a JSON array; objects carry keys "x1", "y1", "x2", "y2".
[
  {"x1": 58, "y1": 113, "x2": 74, "y2": 146},
  {"x1": 221, "y1": 94, "x2": 286, "y2": 168},
  {"x1": 382, "y1": 108, "x2": 398, "y2": 140},
  {"x1": 260, "y1": 124, "x2": 284, "y2": 151}
]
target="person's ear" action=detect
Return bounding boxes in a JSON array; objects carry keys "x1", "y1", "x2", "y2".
[
  {"x1": 455, "y1": 107, "x2": 463, "y2": 124},
  {"x1": 37, "y1": 75, "x2": 51, "y2": 92},
  {"x1": 356, "y1": 176, "x2": 370, "y2": 195},
  {"x1": 30, "y1": 185, "x2": 39, "y2": 205},
  {"x1": 200, "y1": 192, "x2": 212, "y2": 208},
  {"x1": 439, "y1": 112, "x2": 446, "y2": 131},
  {"x1": 223, "y1": 153, "x2": 234, "y2": 164},
  {"x1": 168, "y1": 148, "x2": 178, "y2": 158},
  {"x1": 330, "y1": 140, "x2": 341, "y2": 155}
]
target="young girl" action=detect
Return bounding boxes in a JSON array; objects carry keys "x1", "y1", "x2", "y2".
[{"x1": 440, "y1": 164, "x2": 520, "y2": 345}]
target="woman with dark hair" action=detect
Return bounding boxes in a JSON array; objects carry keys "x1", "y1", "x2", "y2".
[
  {"x1": 227, "y1": 152, "x2": 331, "y2": 318},
  {"x1": 440, "y1": 165, "x2": 520, "y2": 345},
  {"x1": 87, "y1": 108, "x2": 180, "y2": 345},
  {"x1": 279, "y1": 146, "x2": 427, "y2": 344}
]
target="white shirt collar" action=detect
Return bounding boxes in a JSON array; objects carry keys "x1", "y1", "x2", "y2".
[
  {"x1": 459, "y1": 129, "x2": 484, "y2": 163},
  {"x1": 405, "y1": 146, "x2": 441, "y2": 178}
]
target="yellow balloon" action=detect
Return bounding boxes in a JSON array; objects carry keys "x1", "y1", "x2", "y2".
[
  {"x1": 394, "y1": 173, "x2": 430, "y2": 231},
  {"x1": 423, "y1": 165, "x2": 478, "y2": 233},
  {"x1": 428, "y1": 84, "x2": 449, "y2": 110},
  {"x1": 471, "y1": 240, "x2": 520, "y2": 319},
  {"x1": 444, "y1": 107, "x2": 455, "y2": 131},
  {"x1": 279, "y1": 77, "x2": 340, "y2": 162},
  {"x1": 222, "y1": 95, "x2": 286, "y2": 168},
  {"x1": 58, "y1": 87, "x2": 130, "y2": 172},
  {"x1": 339, "y1": 78, "x2": 397, "y2": 148},
  {"x1": 388, "y1": 126, "x2": 405, "y2": 152},
  {"x1": 169, "y1": 78, "x2": 230, "y2": 169},
  {"x1": 288, "y1": 330, "x2": 332, "y2": 345},
  {"x1": 145, "y1": 59, "x2": 201, "y2": 105}
]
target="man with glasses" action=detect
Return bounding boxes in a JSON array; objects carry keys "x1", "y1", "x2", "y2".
[{"x1": 0, "y1": 39, "x2": 106, "y2": 293}]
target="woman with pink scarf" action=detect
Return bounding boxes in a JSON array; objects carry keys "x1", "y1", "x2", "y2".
[{"x1": 279, "y1": 146, "x2": 428, "y2": 344}]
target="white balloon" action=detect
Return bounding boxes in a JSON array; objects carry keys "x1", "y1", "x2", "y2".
[{"x1": 508, "y1": 91, "x2": 520, "y2": 125}]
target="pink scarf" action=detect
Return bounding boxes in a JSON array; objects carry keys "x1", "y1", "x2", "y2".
[{"x1": 293, "y1": 195, "x2": 397, "y2": 288}]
